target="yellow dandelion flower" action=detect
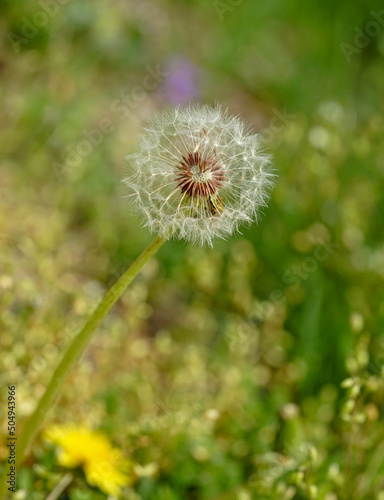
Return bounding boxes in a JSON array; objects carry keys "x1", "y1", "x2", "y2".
[{"x1": 44, "y1": 424, "x2": 133, "y2": 497}]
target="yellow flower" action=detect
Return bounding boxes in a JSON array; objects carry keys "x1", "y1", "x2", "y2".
[{"x1": 44, "y1": 424, "x2": 133, "y2": 497}]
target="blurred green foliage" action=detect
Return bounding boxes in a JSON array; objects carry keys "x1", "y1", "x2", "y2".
[{"x1": 1, "y1": 0, "x2": 384, "y2": 498}]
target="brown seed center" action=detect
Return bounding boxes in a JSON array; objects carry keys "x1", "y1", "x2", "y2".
[{"x1": 175, "y1": 151, "x2": 224, "y2": 199}]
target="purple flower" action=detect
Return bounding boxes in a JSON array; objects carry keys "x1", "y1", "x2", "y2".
[{"x1": 160, "y1": 56, "x2": 200, "y2": 105}]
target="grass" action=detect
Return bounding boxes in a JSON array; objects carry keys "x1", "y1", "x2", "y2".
[{"x1": 1, "y1": 0, "x2": 384, "y2": 498}]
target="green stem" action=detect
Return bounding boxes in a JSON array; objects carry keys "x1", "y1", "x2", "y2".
[{"x1": 0, "y1": 235, "x2": 166, "y2": 500}]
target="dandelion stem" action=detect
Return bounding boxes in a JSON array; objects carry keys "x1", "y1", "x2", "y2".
[
  {"x1": 0, "y1": 235, "x2": 166, "y2": 500},
  {"x1": 46, "y1": 473, "x2": 73, "y2": 500}
]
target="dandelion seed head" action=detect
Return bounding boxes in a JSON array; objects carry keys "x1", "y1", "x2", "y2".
[{"x1": 123, "y1": 104, "x2": 275, "y2": 246}]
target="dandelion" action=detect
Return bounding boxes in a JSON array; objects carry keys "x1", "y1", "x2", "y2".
[
  {"x1": 3, "y1": 105, "x2": 275, "y2": 487},
  {"x1": 44, "y1": 424, "x2": 133, "y2": 497},
  {"x1": 124, "y1": 104, "x2": 274, "y2": 246}
]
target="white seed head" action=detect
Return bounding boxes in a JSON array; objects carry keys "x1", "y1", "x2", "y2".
[{"x1": 123, "y1": 104, "x2": 275, "y2": 246}]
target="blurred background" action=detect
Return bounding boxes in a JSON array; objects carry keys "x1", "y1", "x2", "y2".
[{"x1": 1, "y1": 0, "x2": 384, "y2": 498}]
